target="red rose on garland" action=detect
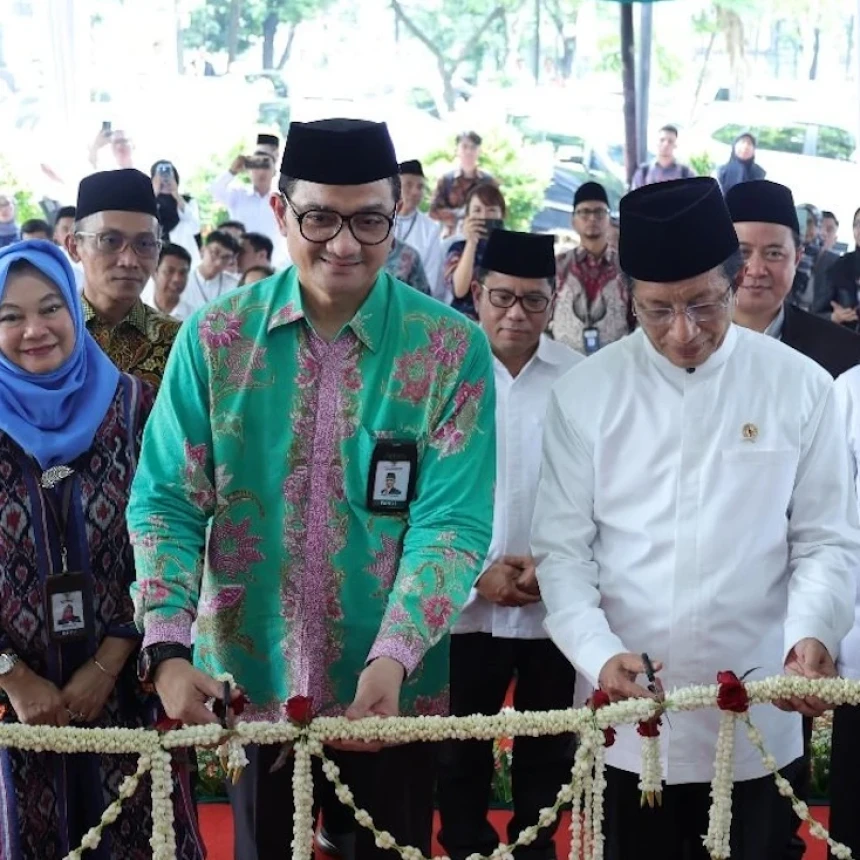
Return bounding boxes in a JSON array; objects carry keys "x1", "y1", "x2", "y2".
[
  {"x1": 637, "y1": 717, "x2": 662, "y2": 738},
  {"x1": 588, "y1": 690, "x2": 616, "y2": 747},
  {"x1": 716, "y1": 670, "x2": 749, "y2": 713},
  {"x1": 284, "y1": 695, "x2": 314, "y2": 726}
]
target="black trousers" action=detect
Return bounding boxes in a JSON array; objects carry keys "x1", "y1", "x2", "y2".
[
  {"x1": 604, "y1": 759, "x2": 803, "y2": 860},
  {"x1": 784, "y1": 716, "x2": 812, "y2": 860},
  {"x1": 829, "y1": 704, "x2": 860, "y2": 859},
  {"x1": 437, "y1": 633, "x2": 577, "y2": 860},
  {"x1": 227, "y1": 741, "x2": 435, "y2": 860}
]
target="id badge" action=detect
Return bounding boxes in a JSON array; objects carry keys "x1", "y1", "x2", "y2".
[
  {"x1": 367, "y1": 439, "x2": 418, "y2": 514},
  {"x1": 44, "y1": 573, "x2": 90, "y2": 643},
  {"x1": 583, "y1": 327, "x2": 601, "y2": 356}
]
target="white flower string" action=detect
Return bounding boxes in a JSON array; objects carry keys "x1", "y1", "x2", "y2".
[
  {"x1": 703, "y1": 711, "x2": 737, "y2": 859},
  {"x1": 290, "y1": 738, "x2": 316, "y2": 860},
  {"x1": 5, "y1": 675, "x2": 859, "y2": 860},
  {"x1": 740, "y1": 714, "x2": 852, "y2": 860},
  {"x1": 637, "y1": 732, "x2": 663, "y2": 808},
  {"x1": 62, "y1": 753, "x2": 151, "y2": 860}
]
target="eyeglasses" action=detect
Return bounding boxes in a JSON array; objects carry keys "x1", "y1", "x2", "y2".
[
  {"x1": 75, "y1": 230, "x2": 162, "y2": 259},
  {"x1": 574, "y1": 207, "x2": 609, "y2": 220},
  {"x1": 633, "y1": 289, "x2": 733, "y2": 327},
  {"x1": 481, "y1": 285, "x2": 552, "y2": 314},
  {"x1": 283, "y1": 195, "x2": 395, "y2": 246}
]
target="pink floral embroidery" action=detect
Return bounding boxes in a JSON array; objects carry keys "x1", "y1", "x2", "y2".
[
  {"x1": 183, "y1": 441, "x2": 215, "y2": 513},
  {"x1": 428, "y1": 324, "x2": 469, "y2": 368},
  {"x1": 454, "y1": 379, "x2": 485, "y2": 410},
  {"x1": 393, "y1": 350, "x2": 434, "y2": 404},
  {"x1": 137, "y1": 578, "x2": 169, "y2": 603},
  {"x1": 202, "y1": 584, "x2": 245, "y2": 612},
  {"x1": 196, "y1": 585, "x2": 254, "y2": 656},
  {"x1": 200, "y1": 310, "x2": 243, "y2": 350},
  {"x1": 368, "y1": 534, "x2": 401, "y2": 592},
  {"x1": 209, "y1": 516, "x2": 264, "y2": 578},
  {"x1": 413, "y1": 692, "x2": 450, "y2": 717},
  {"x1": 432, "y1": 422, "x2": 465, "y2": 456},
  {"x1": 268, "y1": 301, "x2": 303, "y2": 330},
  {"x1": 421, "y1": 594, "x2": 455, "y2": 633}
]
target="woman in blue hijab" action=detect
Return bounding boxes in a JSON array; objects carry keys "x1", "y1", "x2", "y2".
[{"x1": 0, "y1": 241, "x2": 204, "y2": 859}]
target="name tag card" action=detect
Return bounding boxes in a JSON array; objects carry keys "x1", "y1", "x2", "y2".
[{"x1": 367, "y1": 440, "x2": 418, "y2": 514}]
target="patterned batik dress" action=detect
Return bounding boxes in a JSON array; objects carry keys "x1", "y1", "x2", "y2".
[{"x1": 0, "y1": 373, "x2": 205, "y2": 860}]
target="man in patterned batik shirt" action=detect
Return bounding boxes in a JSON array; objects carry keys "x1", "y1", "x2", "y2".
[
  {"x1": 128, "y1": 118, "x2": 496, "y2": 860},
  {"x1": 552, "y1": 182, "x2": 631, "y2": 356},
  {"x1": 67, "y1": 169, "x2": 181, "y2": 389},
  {"x1": 385, "y1": 237, "x2": 431, "y2": 295}
]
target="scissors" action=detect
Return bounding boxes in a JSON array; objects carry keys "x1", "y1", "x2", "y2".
[
  {"x1": 212, "y1": 680, "x2": 233, "y2": 729},
  {"x1": 642, "y1": 652, "x2": 670, "y2": 727}
]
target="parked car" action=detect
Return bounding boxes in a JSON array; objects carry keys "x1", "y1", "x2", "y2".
[{"x1": 685, "y1": 103, "x2": 860, "y2": 244}]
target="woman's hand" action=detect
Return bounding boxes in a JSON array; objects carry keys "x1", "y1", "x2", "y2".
[
  {"x1": 462, "y1": 215, "x2": 487, "y2": 245},
  {"x1": 3, "y1": 665, "x2": 69, "y2": 726},
  {"x1": 62, "y1": 660, "x2": 116, "y2": 724}
]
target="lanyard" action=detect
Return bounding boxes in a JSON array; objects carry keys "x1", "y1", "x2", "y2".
[{"x1": 38, "y1": 466, "x2": 77, "y2": 575}]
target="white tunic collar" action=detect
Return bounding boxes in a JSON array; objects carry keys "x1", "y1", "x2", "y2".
[{"x1": 639, "y1": 324, "x2": 739, "y2": 387}]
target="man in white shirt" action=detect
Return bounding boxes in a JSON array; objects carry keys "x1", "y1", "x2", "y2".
[
  {"x1": 437, "y1": 230, "x2": 580, "y2": 860},
  {"x1": 210, "y1": 142, "x2": 288, "y2": 267},
  {"x1": 172, "y1": 229, "x2": 240, "y2": 321},
  {"x1": 532, "y1": 177, "x2": 860, "y2": 859},
  {"x1": 52, "y1": 206, "x2": 85, "y2": 293},
  {"x1": 395, "y1": 161, "x2": 444, "y2": 299},
  {"x1": 830, "y1": 366, "x2": 860, "y2": 856}
]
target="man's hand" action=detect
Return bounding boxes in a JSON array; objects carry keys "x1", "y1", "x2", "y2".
[
  {"x1": 337, "y1": 657, "x2": 405, "y2": 752},
  {"x1": 831, "y1": 302, "x2": 858, "y2": 325},
  {"x1": 2, "y1": 664, "x2": 69, "y2": 727},
  {"x1": 62, "y1": 660, "x2": 115, "y2": 724},
  {"x1": 777, "y1": 638, "x2": 836, "y2": 717},
  {"x1": 510, "y1": 556, "x2": 540, "y2": 597},
  {"x1": 229, "y1": 155, "x2": 247, "y2": 176},
  {"x1": 477, "y1": 558, "x2": 541, "y2": 607},
  {"x1": 598, "y1": 653, "x2": 663, "y2": 703},
  {"x1": 154, "y1": 659, "x2": 243, "y2": 726}
]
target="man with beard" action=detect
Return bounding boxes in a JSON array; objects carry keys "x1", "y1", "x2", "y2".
[{"x1": 552, "y1": 182, "x2": 630, "y2": 355}]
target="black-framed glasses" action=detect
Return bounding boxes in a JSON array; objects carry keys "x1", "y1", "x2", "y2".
[
  {"x1": 633, "y1": 289, "x2": 733, "y2": 327},
  {"x1": 282, "y1": 195, "x2": 395, "y2": 246},
  {"x1": 75, "y1": 230, "x2": 162, "y2": 259},
  {"x1": 481, "y1": 284, "x2": 552, "y2": 314},
  {"x1": 574, "y1": 206, "x2": 609, "y2": 220}
]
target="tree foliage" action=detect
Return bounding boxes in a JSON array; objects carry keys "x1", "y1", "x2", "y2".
[{"x1": 184, "y1": 0, "x2": 334, "y2": 69}]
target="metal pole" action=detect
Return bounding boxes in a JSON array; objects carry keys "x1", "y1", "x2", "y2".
[
  {"x1": 621, "y1": 3, "x2": 638, "y2": 186},
  {"x1": 636, "y1": 3, "x2": 653, "y2": 166},
  {"x1": 856, "y1": 0, "x2": 860, "y2": 148}
]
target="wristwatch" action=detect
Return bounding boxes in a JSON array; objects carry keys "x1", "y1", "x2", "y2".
[
  {"x1": 137, "y1": 643, "x2": 192, "y2": 685},
  {"x1": 0, "y1": 651, "x2": 20, "y2": 677}
]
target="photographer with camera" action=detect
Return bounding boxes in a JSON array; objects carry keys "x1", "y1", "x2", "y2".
[
  {"x1": 151, "y1": 160, "x2": 201, "y2": 266},
  {"x1": 210, "y1": 136, "x2": 286, "y2": 265}
]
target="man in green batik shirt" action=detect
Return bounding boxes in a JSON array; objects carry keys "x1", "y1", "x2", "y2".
[{"x1": 128, "y1": 118, "x2": 496, "y2": 860}]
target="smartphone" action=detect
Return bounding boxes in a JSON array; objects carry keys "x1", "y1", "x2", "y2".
[
  {"x1": 101, "y1": 120, "x2": 112, "y2": 137},
  {"x1": 483, "y1": 218, "x2": 504, "y2": 233},
  {"x1": 244, "y1": 155, "x2": 271, "y2": 169}
]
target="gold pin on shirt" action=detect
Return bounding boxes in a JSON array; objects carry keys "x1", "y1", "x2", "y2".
[{"x1": 742, "y1": 423, "x2": 758, "y2": 442}]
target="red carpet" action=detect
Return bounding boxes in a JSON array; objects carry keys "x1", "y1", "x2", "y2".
[{"x1": 198, "y1": 804, "x2": 829, "y2": 859}]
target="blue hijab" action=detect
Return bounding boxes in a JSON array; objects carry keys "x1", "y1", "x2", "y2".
[{"x1": 0, "y1": 240, "x2": 120, "y2": 468}]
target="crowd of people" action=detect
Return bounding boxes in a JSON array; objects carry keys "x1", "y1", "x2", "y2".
[{"x1": 0, "y1": 113, "x2": 859, "y2": 860}]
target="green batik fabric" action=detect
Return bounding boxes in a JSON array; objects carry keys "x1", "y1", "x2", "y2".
[{"x1": 128, "y1": 267, "x2": 496, "y2": 718}]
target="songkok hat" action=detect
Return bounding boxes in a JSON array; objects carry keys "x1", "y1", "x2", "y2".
[
  {"x1": 482, "y1": 229, "x2": 556, "y2": 279},
  {"x1": 257, "y1": 133, "x2": 280, "y2": 150},
  {"x1": 725, "y1": 180, "x2": 800, "y2": 234},
  {"x1": 399, "y1": 160, "x2": 424, "y2": 177},
  {"x1": 574, "y1": 182, "x2": 609, "y2": 208},
  {"x1": 280, "y1": 119, "x2": 398, "y2": 185},
  {"x1": 619, "y1": 177, "x2": 738, "y2": 282},
  {"x1": 76, "y1": 169, "x2": 158, "y2": 221}
]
